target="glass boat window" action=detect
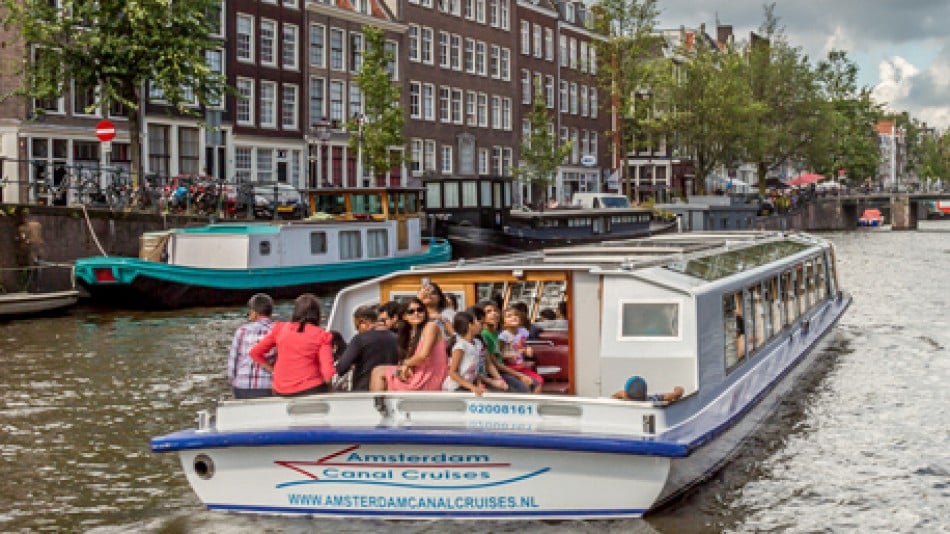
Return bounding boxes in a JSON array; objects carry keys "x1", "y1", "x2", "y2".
[
  {"x1": 668, "y1": 240, "x2": 810, "y2": 281},
  {"x1": 619, "y1": 301, "x2": 680, "y2": 339},
  {"x1": 367, "y1": 229, "x2": 388, "y2": 258},
  {"x1": 310, "y1": 232, "x2": 327, "y2": 254},
  {"x1": 351, "y1": 193, "x2": 383, "y2": 215},
  {"x1": 313, "y1": 194, "x2": 346, "y2": 214},
  {"x1": 339, "y1": 230, "x2": 362, "y2": 260}
]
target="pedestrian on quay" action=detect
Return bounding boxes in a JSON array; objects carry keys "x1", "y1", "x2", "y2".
[
  {"x1": 227, "y1": 293, "x2": 276, "y2": 399},
  {"x1": 250, "y1": 293, "x2": 335, "y2": 396}
]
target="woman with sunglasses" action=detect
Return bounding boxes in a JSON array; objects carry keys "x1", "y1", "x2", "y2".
[
  {"x1": 369, "y1": 297, "x2": 448, "y2": 391},
  {"x1": 419, "y1": 282, "x2": 455, "y2": 337}
]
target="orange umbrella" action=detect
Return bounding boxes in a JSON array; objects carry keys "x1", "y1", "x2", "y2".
[{"x1": 785, "y1": 173, "x2": 825, "y2": 187}]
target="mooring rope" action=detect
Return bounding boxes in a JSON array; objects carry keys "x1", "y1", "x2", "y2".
[{"x1": 81, "y1": 204, "x2": 108, "y2": 257}]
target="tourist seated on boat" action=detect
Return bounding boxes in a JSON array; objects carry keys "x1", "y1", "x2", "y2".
[
  {"x1": 419, "y1": 281, "x2": 455, "y2": 337},
  {"x1": 369, "y1": 297, "x2": 448, "y2": 392},
  {"x1": 330, "y1": 330, "x2": 347, "y2": 361},
  {"x1": 611, "y1": 376, "x2": 684, "y2": 403},
  {"x1": 443, "y1": 311, "x2": 503, "y2": 395},
  {"x1": 478, "y1": 300, "x2": 534, "y2": 393},
  {"x1": 227, "y1": 293, "x2": 276, "y2": 400},
  {"x1": 499, "y1": 306, "x2": 543, "y2": 393},
  {"x1": 334, "y1": 305, "x2": 399, "y2": 391},
  {"x1": 377, "y1": 300, "x2": 402, "y2": 332},
  {"x1": 249, "y1": 293, "x2": 335, "y2": 397},
  {"x1": 529, "y1": 308, "x2": 558, "y2": 339}
]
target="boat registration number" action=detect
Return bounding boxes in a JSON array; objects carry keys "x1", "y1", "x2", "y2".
[{"x1": 467, "y1": 401, "x2": 536, "y2": 417}]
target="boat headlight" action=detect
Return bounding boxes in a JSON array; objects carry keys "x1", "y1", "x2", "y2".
[{"x1": 193, "y1": 454, "x2": 215, "y2": 480}]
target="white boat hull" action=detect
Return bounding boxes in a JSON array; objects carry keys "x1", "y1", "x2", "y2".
[
  {"x1": 0, "y1": 290, "x2": 79, "y2": 317},
  {"x1": 176, "y1": 444, "x2": 669, "y2": 519}
]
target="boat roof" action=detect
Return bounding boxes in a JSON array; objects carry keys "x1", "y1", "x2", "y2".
[{"x1": 411, "y1": 231, "x2": 827, "y2": 290}]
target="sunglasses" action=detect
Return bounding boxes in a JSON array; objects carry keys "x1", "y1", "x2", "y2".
[{"x1": 406, "y1": 307, "x2": 425, "y2": 315}]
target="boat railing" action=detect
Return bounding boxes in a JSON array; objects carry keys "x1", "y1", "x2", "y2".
[{"x1": 212, "y1": 391, "x2": 675, "y2": 438}]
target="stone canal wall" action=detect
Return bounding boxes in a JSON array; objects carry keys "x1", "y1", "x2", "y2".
[{"x1": 0, "y1": 204, "x2": 210, "y2": 292}]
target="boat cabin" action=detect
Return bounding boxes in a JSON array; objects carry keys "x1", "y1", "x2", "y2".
[
  {"x1": 145, "y1": 188, "x2": 430, "y2": 269},
  {"x1": 328, "y1": 232, "x2": 842, "y2": 402}
]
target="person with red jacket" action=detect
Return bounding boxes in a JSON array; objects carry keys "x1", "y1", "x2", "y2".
[{"x1": 250, "y1": 293, "x2": 334, "y2": 396}]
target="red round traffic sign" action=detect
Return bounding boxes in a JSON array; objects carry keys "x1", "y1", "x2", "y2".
[{"x1": 96, "y1": 120, "x2": 116, "y2": 142}]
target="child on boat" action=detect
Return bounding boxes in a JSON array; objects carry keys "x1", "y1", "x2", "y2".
[
  {"x1": 498, "y1": 306, "x2": 543, "y2": 393},
  {"x1": 479, "y1": 300, "x2": 533, "y2": 392},
  {"x1": 612, "y1": 376, "x2": 684, "y2": 402},
  {"x1": 443, "y1": 311, "x2": 503, "y2": 394}
]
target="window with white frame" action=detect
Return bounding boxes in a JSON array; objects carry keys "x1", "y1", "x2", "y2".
[
  {"x1": 476, "y1": 42, "x2": 486, "y2": 75},
  {"x1": 464, "y1": 0, "x2": 474, "y2": 19},
  {"x1": 260, "y1": 19, "x2": 276, "y2": 66},
  {"x1": 439, "y1": 86, "x2": 451, "y2": 123},
  {"x1": 421, "y1": 27, "x2": 434, "y2": 64},
  {"x1": 491, "y1": 95, "x2": 501, "y2": 129},
  {"x1": 441, "y1": 145, "x2": 453, "y2": 174},
  {"x1": 545, "y1": 75, "x2": 554, "y2": 108},
  {"x1": 478, "y1": 148, "x2": 489, "y2": 174},
  {"x1": 283, "y1": 24, "x2": 298, "y2": 69},
  {"x1": 310, "y1": 77, "x2": 325, "y2": 122},
  {"x1": 73, "y1": 81, "x2": 97, "y2": 116},
  {"x1": 409, "y1": 82, "x2": 421, "y2": 119},
  {"x1": 408, "y1": 25, "x2": 419, "y2": 62},
  {"x1": 590, "y1": 88, "x2": 597, "y2": 118},
  {"x1": 439, "y1": 31, "x2": 450, "y2": 68},
  {"x1": 579, "y1": 41, "x2": 588, "y2": 72},
  {"x1": 501, "y1": 97, "x2": 511, "y2": 130},
  {"x1": 179, "y1": 127, "x2": 200, "y2": 175},
  {"x1": 581, "y1": 129, "x2": 588, "y2": 155},
  {"x1": 590, "y1": 131, "x2": 597, "y2": 159},
  {"x1": 149, "y1": 125, "x2": 169, "y2": 176},
  {"x1": 520, "y1": 21, "x2": 530, "y2": 55},
  {"x1": 385, "y1": 40, "x2": 399, "y2": 79},
  {"x1": 570, "y1": 82, "x2": 578, "y2": 115},
  {"x1": 488, "y1": 0, "x2": 497, "y2": 26},
  {"x1": 235, "y1": 147, "x2": 252, "y2": 182},
  {"x1": 533, "y1": 24, "x2": 542, "y2": 58},
  {"x1": 489, "y1": 45, "x2": 499, "y2": 79},
  {"x1": 367, "y1": 229, "x2": 388, "y2": 258},
  {"x1": 330, "y1": 28, "x2": 345, "y2": 71},
  {"x1": 466, "y1": 91, "x2": 477, "y2": 126},
  {"x1": 310, "y1": 24, "x2": 325, "y2": 67},
  {"x1": 499, "y1": 0, "x2": 509, "y2": 29},
  {"x1": 451, "y1": 89, "x2": 463, "y2": 124},
  {"x1": 477, "y1": 93, "x2": 488, "y2": 127},
  {"x1": 349, "y1": 84, "x2": 362, "y2": 118},
  {"x1": 237, "y1": 14, "x2": 254, "y2": 62},
  {"x1": 205, "y1": 49, "x2": 224, "y2": 107},
  {"x1": 349, "y1": 32, "x2": 364, "y2": 72},
  {"x1": 559, "y1": 35, "x2": 568, "y2": 67},
  {"x1": 580, "y1": 85, "x2": 588, "y2": 117},
  {"x1": 545, "y1": 28, "x2": 554, "y2": 61},
  {"x1": 502, "y1": 147, "x2": 512, "y2": 176},
  {"x1": 590, "y1": 45, "x2": 597, "y2": 75},
  {"x1": 208, "y1": 1, "x2": 224, "y2": 37},
  {"x1": 522, "y1": 118, "x2": 530, "y2": 142},
  {"x1": 501, "y1": 48, "x2": 510, "y2": 80},
  {"x1": 260, "y1": 81, "x2": 276, "y2": 127},
  {"x1": 491, "y1": 146, "x2": 501, "y2": 175},
  {"x1": 475, "y1": 0, "x2": 485, "y2": 22},
  {"x1": 339, "y1": 230, "x2": 362, "y2": 260},
  {"x1": 410, "y1": 138, "x2": 422, "y2": 172},
  {"x1": 521, "y1": 70, "x2": 530, "y2": 104},
  {"x1": 282, "y1": 84, "x2": 298, "y2": 129},
  {"x1": 571, "y1": 128, "x2": 579, "y2": 163},
  {"x1": 423, "y1": 83, "x2": 435, "y2": 121},
  {"x1": 569, "y1": 38, "x2": 577, "y2": 69},
  {"x1": 560, "y1": 81, "x2": 568, "y2": 113},
  {"x1": 258, "y1": 148, "x2": 274, "y2": 181},
  {"x1": 451, "y1": 34, "x2": 461, "y2": 71},
  {"x1": 236, "y1": 78, "x2": 254, "y2": 125},
  {"x1": 329, "y1": 80, "x2": 344, "y2": 121},
  {"x1": 424, "y1": 139, "x2": 436, "y2": 171},
  {"x1": 464, "y1": 38, "x2": 475, "y2": 72}
]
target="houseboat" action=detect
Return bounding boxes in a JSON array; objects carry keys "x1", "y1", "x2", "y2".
[
  {"x1": 152, "y1": 231, "x2": 850, "y2": 518},
  {"x1": 75, "y1": 188, "x2": 451, "y2": 308},
  {"x1": 423, "y1": 176, "x2": 669, "y2": 257}
]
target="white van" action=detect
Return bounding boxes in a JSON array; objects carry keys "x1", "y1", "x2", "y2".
[{"x1": 571, "y1": 193, "x2": 631, "y2": 209}]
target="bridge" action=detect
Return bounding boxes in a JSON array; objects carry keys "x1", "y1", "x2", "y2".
[{"x1": 754, "y1": 192, "x2": 950, "y2": 232}]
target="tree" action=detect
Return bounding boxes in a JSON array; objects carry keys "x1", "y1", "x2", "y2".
[
  {"x1": 515, "y1": 89, "x2": 572, "y2": 206},
  {"x1": 1, "y1": 0, "x2": 228, "y2": 188},
  {"x1": 590, "y1": 0, "x2": 663, "y2": 202},
  {"x1": 659, "y1": 38, "x2": 757, "y2": 195},
  {"x1": 744, "y1": 5, "x2": 825, "y2": 193},
  {"x1": 348, "y1": 26, "x2": 405, "y2": 184}
]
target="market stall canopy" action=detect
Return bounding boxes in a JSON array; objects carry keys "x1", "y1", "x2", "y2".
[{"x1": 785, "y1": 173, "x2": 825, "y2": 187}]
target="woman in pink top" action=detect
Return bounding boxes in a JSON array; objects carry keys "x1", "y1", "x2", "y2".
[
  {"x1": 370, "y1": 297, "x2": 448, "y2": 391},
  {"x1": 250, "y1": 293, "x2": 334, "y2": 396}
]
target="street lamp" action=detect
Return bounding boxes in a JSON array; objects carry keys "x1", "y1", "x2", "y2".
[{"x1": 308, "y1": 119, "x2": 332, "y2": 189}]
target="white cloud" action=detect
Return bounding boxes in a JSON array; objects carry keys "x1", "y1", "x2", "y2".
[{"x1": 874, "y1": 55, "x2": 950, "y2": 129}]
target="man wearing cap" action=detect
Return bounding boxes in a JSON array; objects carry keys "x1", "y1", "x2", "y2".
[{"x1": 612, "y1": 376, "x2": 684, "y2": 402}]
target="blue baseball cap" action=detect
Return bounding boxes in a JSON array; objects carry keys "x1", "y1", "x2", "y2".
[{"x1": 624, "y1": 376, "x2": 648, "y2": 401}]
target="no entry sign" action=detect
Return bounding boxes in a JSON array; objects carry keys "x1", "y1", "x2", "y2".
[{"x1": 96, "y1": 120, "x2": 116, "y2": 142}]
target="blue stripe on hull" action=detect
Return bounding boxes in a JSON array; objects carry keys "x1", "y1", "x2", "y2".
[{"x1": 205, "y1": 503, "x2": 646, "y2": 518}]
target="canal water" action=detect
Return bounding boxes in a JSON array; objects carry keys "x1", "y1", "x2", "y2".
[{"x1": 1, "y1": 229, "x2": 948, "y2": 533}]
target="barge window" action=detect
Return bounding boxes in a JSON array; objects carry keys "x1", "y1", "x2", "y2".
[
  {"x1": 752, "y1": 284, "x2": 766, "y2": 350},
  {"x1": 619, "y1": 301, "x2": 680, "y2": 339},
  {"x1": 816, "y1": 255, "x2": 827, "y2": 300},
  {"x1": 310, "y1": 232, "x2": 327, "y2": 254},
  {"x1": 313, "y1": 194, "x2": 346, "y2": 215},
  {"x1": 351, "y1": 193, "x2": 383, "y2": 215},
  {"x1": 339, "y1": 230, "x2": 362, "y2": 260},
  {"x1": 797, "y1": 265, "x2": 808, "y2": 317},
  {"x1": 367, "y1": 229, "x2": 388, "y2": 258},
  {"x1": 805, "y1": 259, "x2": 817, "y2": 307},
  {"x1": 426, "y1": 182, "x2": 442, "y2": 209},
  {"x1": 724, "y1": 292, "x2": 744, "y2": 371},
  {"x1": 768, "y1": 277, "x2": 781, "y2": 336},
  {"x1": 742, "y1": 289, "x2": 755, "y2": 353}
]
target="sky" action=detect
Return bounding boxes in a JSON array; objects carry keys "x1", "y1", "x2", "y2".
[{"x1": 656, "y1": 0, "x2": 950, "y2": 130}]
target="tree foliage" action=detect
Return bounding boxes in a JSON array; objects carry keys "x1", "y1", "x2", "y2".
[
  {"x1": 515, "y1": 89, "x2": 572, "y2": 205},
  {"x1": 348, "y1": 26, "x2": 405, "y2": 181},
  {"x1": 1, "y1": 0, "x2": 229, "y2": 186},
  {"x1": 590, "y1": 0, "x2": 662, "y2": 201}
]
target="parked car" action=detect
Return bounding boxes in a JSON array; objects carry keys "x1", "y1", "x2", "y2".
[{"x1": 231, "y1": 183, "x2": 308, "y2": 219}]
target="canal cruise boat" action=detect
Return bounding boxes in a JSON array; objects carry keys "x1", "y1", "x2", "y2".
[
  {"x1": 75, "y1": 188, "x2": 451, "y2": 308},
  {"x1": 151, "y1": 231, "x2": 851, "y2": 518}
]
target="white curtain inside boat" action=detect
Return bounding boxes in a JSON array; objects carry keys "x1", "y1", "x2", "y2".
[
  {"x1": 367, "y1": 229, "x2": 389, "y2": 258},
  {"x1": 339, "y1": 231, "x2": 362, "y2": 260}
]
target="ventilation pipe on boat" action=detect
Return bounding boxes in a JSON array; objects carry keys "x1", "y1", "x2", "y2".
[{"x1": 193, "y1": 454, "x2": 215, "y2": 480}]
